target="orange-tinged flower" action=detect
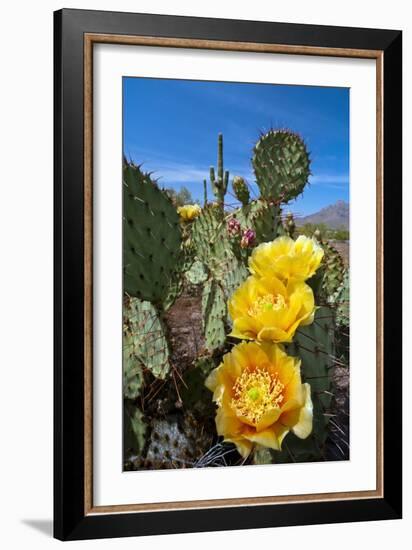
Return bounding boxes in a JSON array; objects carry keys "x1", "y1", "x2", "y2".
[
  {"x1": 177, "y1": 204, "x2": 201, "y2": 221},
  {"x1": 228, "y1": 274, "x2": 315, "y2": 343},
  {"x1": 205, "y1": 341, "x2": 313, "y2": 457},
  {"x1": 249, "y1": 235, "x2": 324, "y2": 283}
]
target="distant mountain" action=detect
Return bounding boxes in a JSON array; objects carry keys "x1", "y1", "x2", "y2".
[{"x1": 297, "y1": 200, "x2": 349, "y2": 229}]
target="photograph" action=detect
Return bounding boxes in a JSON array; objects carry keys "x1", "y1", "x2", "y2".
[
  {"x1": 122, "y1": 77, "x2": 350, "y2": 470},
  {"x1": 50, "y1": 7, "x2": 402, "y2": 540}
]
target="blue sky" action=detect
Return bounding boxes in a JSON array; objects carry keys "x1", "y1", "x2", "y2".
[{"x1": 123, "y1": 78, "x2": 349, "y2": 217}]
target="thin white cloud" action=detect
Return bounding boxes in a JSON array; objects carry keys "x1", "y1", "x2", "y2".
[
  {"x1": 309, "y1": 173, "x2": 349, "y2": 188},
  {"x1": 131, "y1": 155, "x2": 254, "y2": 187}
]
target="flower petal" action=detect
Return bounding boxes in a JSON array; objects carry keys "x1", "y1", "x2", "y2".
[
  {"x1": 243, "y1": 428, "x2": 281, "y2": 451},
  {"x1": 224, "y1": 437, "x2": 253, "y2": 458},
  {"x1": 291, "y1": 383, "x2": 313, "y2": 439}
]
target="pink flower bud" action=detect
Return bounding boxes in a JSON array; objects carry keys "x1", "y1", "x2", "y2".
[
  {"x1": 227, "y1": 218, "x2": 241, "y2": 237},
  {"x1": 240, "y1": 228, "x2": 256, "y2": 249}
]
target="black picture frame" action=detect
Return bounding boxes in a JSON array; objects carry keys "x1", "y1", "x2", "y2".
[{"x1": 54, "y1": 8, "x2": 402, "y2": 541}]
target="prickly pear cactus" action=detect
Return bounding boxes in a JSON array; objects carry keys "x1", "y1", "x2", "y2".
[
  {"x1": 123, "y1": 296, "x2": 171, "y2": 380},
  {"x1": 232, "y1": 176, "x2": 250, "y2": 206},
  {"x1": 144, "y1": 414, "x2": 213, "y2": 469},
  {"x1": 335, "y1": 269, "x2": 349, "y2": 327},
  {"x1": 181, "y1": 356, "x2": 216, "y2": 415},
  {"x1": 123, "y1": 332, "x2": 144, "y2": 400},
  {"x1": 250, "y1": 201, "x2": 280, "y2": 244},
  {"x1": 231, "y1": 199, "x2": 261, "y2": 228},
  {"x1": 202, "y1": 279, "x2": 227, "y2": 352},
  {"x1": 284, "y1": 212, "x2": 296, "y2": 238},
  {"x1": 230, "y1": 199, "x2": 280, "y2": 248},
  {"x1": 123, "y1": 129, "x2": 349, "y2": 471},
  {"x1": 252, "y1": 129, "x2": 310, "y2": 202},
  {"x1": 185, "y1": 260, "x2": 208, "y2": 285},
  {"x1": 191, "y1": 205, "x2": 232, "y2": 280},
  {"x1": 280, "y1": 306, "x2": 335, "y2": 462},
  {"x1": 123, "y1": 162, "x2": 182, "y2": 308},
  {"x1": 221, "y1": 256, "x2": 248, "y2": 301},
  {"x1": 320, "y1": 240, "x2": 346, "y2": 301},
  {"x1": 124, "y1": 402, "x2": 147, "y2": 460}
]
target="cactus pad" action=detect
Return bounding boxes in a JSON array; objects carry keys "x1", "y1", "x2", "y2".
[
  {"x1": 252, "y1": 129, "x2": 310, "y2": 202},
  {"x1": 185, "y1": 260, "x2": 209, "y2": 285},
  {"x1": 123, "y1": 296, "x2": 171, "y2": 380},
  {"x1": 320, "y1": 241, "x2": 346, "y2": 301},
  {"x1": 123, "y1": 162, "x2": 182, "y2": 307},
  {"x1": 281, "y1": 306, "x2": 335, "y2": 462},
  {"x1": 202, "y1": 279, "x2": 227, "y2": 352},
  {"x1": 181, "y1": 356, "x2": 216, "y2": 416},
  {"x1": 144, "y1": 414, "x2": 213, "y2": 469},
  {"x1": 335, "y1": 269, "x2": 349, "y2": 326},
  {"x1": 232, "y1": 176, "x2": 250, "y2": 206},
  {"x1": 124, "y1": 402, "x2": 147, "y2": 461},
  {"x1": 191, "y1": 205, "x2": 233, "y2": 280}
]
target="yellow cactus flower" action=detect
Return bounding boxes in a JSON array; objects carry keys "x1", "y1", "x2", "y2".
[
  {"x1": 249, "y1": 235, "x2": 324, "y2": 283},
  {"x1": 205, "y1": 341, "x2": 313, "y2": 458},
  {"x1": 177, "y1": 204, "x2": 201, "y2": 221},
  {"x1": 229, "y1": 274, "x2": 315, "y2": 343}
]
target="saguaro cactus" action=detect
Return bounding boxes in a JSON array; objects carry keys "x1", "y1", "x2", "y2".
[
  {"x1": 203, "y1": 179, "x2": 208, "y2": 206},
  {"x1": 209, "y1": 133, "x2": 229, "y2": 210}
]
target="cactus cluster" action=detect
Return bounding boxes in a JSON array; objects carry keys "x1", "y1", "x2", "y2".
[{"x1": 123, "y1": 127, "x2": 349, "y2": 469}]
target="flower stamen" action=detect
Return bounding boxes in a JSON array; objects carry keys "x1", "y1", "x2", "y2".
[
  {"x1": 248, "y1": 293, "x2": 286, "y2": 317},
  {"x1": 231, "y1": 368, "x2": 284, "y2": 425}
]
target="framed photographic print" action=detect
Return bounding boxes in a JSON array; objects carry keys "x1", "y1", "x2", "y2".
[{"x1": 54, "y1": 8, "x2": 402, "y2": 541}]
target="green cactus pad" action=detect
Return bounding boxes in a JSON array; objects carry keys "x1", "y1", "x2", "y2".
[
  {"x1": 232, "y1": 176, "x2": 250, "y2": 206},
  {"x1": 145, "y1": 414, "x2": 213, "y2": 469},
  {"x1": 250, "y1": 201, "x2": 280, "y2": 244},
  {"x1": 123, "y1": 296, "x2": 171, "y2": 380},
  {"x1": 252, "y1": 129, "x2": 310, "y2": 202},
  {"x1": 320, "y1": 241, "x2": 346, "y2": 301},
  {"x1": 185, "y1": 260, "x2": 209, "y2": 285},
  {"x1": 231, "y1": 200, "x2": 261, "y2": 228},
  {"x1": 191, "y1": 205, "x2": 233, "y2": 280},
  {"x1": 124, "y1": 402, "x2": 147, "y2": 459},
  {"x1": 252, "y1": 446, "x2": 275, "y2": 465},
  {"x1": 221, "y1": 256, "x2": 248, "y2": 301},
  {"x1": 280, "y1": 306, "x2": 335, "y2": 462},
  {"x1": 335, "y1": 269, "x2": 349, "y2": 327},
  {"x1": 202, "y1": 279, "x2": 227, "y2": 352},
  {"x1": 230, "y1": 199, "x2": 280, "y2": 247},
  {"x1": 181, "y1": 356, "x2": 216, "y2": 415},
  {"x1": 284, "y1": 212, "x2": 296, "y2": 238},
  {"x1": 123, "y1": 162, "x2": 182, "y2": 307},
  {"x1": 123, "y1": 332, "x2": 144, "y2": 399}
]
